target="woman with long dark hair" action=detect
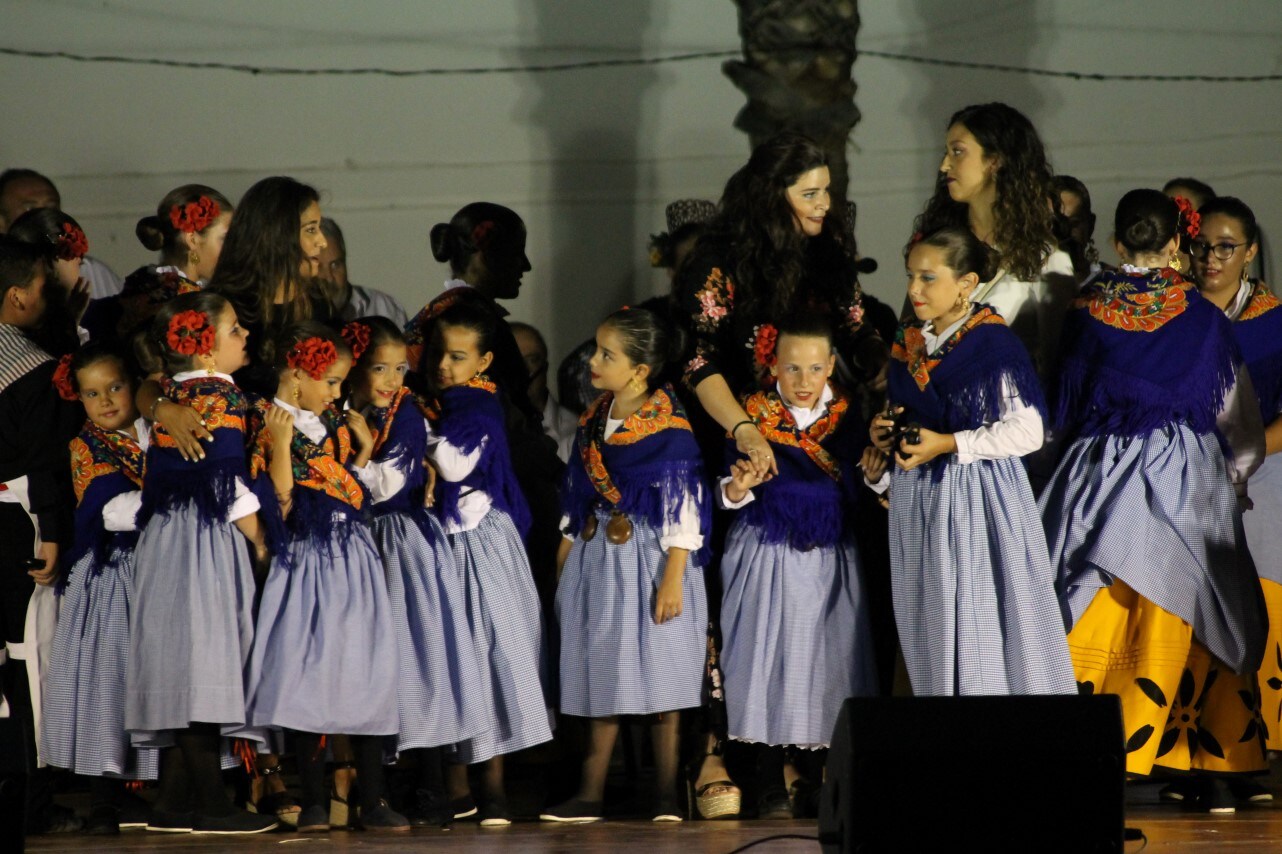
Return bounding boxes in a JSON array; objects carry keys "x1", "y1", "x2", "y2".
[
  {"x1": 675, "y1": 132, "x2": 878, "y2": 820},
  {"x1": 914, "y1": 103, "x2": 1075, "y2": 377}
]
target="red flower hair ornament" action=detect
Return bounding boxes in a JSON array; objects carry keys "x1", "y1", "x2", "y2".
[
  {"x1": 471, "y1": 220, "x2": 496, "y2": 251},
  {"x1": 51, "y1": 354, "x2": 78, "y2": 401},
  {"x1": 1173, "y1": 195, "x2": 1201, "y2": 240},
  {"x1": 169, "y1": 196, "x2": 222, "y2": 234},
  {"x1": 54, "y1": 223, "x2": 89, "y2": 261},
  {"x1": 340, "y1": 322, "x2": 371, "y2": 362},
  {"x1": 287, "y1": 337, "x2": 339, "y2": 380},
  {"x1": 753, "y1": 323, "x2": 778, "y2": 369},
  {"x1": 166, "y1": 310, "x2": 216, "y2": 357}
]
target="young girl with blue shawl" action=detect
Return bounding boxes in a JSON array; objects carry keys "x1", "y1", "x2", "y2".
[
  {"x1": 40, "y1": 345, "x2": 156, "y2": 834},
  {"x1": 342, "y1": 316, "x2": 487, "y2": 827},
  {"x1": 427, "y1": 300, "x2": 553, "y2": 828},
  {"x1": 542, "y1": 308, "x2": 708, "y2": 825},
  {"x1": 1040, "y1": 189, "x2": 1267, "y2": 812},
  {"x1": 243, "y1": 322, "x2": 407, "y2": 833},
  {"x1": 718, "y1": 314, "x2": 878, "y2": 819},
  {"x1": 871, "y1": 226, "x2": 1075, "y2": 697},
  {"x1": 125, "y1": 292, "x2": 276, "y2": 835}
]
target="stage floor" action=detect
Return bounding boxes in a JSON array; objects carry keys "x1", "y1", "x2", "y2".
[{"x1": 20, "y1": 804, "x2": 1282, "y2": 853}]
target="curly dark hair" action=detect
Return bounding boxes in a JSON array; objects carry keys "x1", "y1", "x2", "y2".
[
  {"x1": 700, "y1": 132, "x2": 856, "y2": 318},
  {"x1": 209, "y1": 176, "x2": 319, "y2": 334},
  {"x1": 913, "y1": 103, "x2": 1055, "y2": 282}
]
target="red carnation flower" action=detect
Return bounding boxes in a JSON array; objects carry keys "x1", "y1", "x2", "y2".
[
  {"x1": 471, "y1": 220, "x2": 495, "y2": 250},
  {"x1": 753, "y1": 323, "x2": 778, "y2": 369},
  {"x1": 166, "y1": 309, "x2": 214, "y2": 357},
  {"x1": 287, "y1": 337, "x2": 339, "y2": 380},
  {"x1": 54, "y1": 223, "x2": 89, "y2": 261},
  {"x1": 1173, "y1": 196, "x2": 1201, "y2": 240},
  {"x1": 51, "y1": 354, "x2": 77, "y2": 401},
  {"x1": 169, "y1": 195, "x2": 222, "y2": 234},
  {"x1": 340, "y1": 322, "x2": 371, "y2": 362}
]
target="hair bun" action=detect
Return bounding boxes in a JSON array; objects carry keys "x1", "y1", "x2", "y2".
[
  {"x1": 135, "y1": 215, "x2": 166, "y2": 251},
  {"x1": 429, "y1": 222, "x2": 453, "y2": 263}
]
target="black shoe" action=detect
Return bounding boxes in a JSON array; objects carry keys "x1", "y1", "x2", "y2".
[
  {"x1": 84, "y1": 804, "x2": 121, "y2": 836},
  {"x1": 539, "y1": 797, "x2": 603, "y2": 823},
  {"x1": 296, "y1": 805, "x2": 329, "y2": 833},
  {"x1": 192, "y1": 809, "x2": 280, "y2": 834},
  {"x1": 652, "y1": 795, "x2": 682, "y2": 823},
  {"x1": 409, "y1": 787, "x2": 450, "y2": 827},
  {"x1": 479, "y1": 797, "x2": 511, "y2": 827},
  {"x1": 450, "y1": 794, "x2": 478, "y2": 820},
  {"x1": 1228, "y1": 778, "x2": 1274, "y2": 804},
  {"x1": 146, "y1": 808, "x2": 195, "y2": 833},
  {"x1": 360, "y1": 801, "x2": 410, "y2": 833},
  {"x1": 30, "y1": 803, "x2": 83, "y2": 834},
  {"x1": 757, "y1": 785, "x2": 792, "y2": 820},
  {"x1": 118, "y1": 790, "x2": 151, "y2": 829},
  {"x1": 1200, "y1": 779, "x2": 1236, "y2": 814}
]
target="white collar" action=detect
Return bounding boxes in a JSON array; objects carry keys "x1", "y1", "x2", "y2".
[
  {"x1": 1223, "y1": 279, "x2": 1254, "y2": 322},
  {"x1": 272, "y1": 397, "x2": 328, "y2": 443},
  {"x1": 120, "y1": 416, "x2": 151, "y2": 451},
  {"x1": 444, "y1": 278, "x2": 470, "y2": 291},
  {"x1": 171, "y1": 370, "x2": 236, "y2": 383},
  {"x1": 922, "y1": 313, "x2": 970, "y2": 354},
  {"x1": 775, "y1": 381, "x2": 834, "y2": 431}
]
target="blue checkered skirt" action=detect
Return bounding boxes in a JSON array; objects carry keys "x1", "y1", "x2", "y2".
[
  {"x1": 891, "y1": 456, "x2": 1076, "y2": 696},
  {"x1": 556, "y1": 510, "x2": 706, "y2": 718},
  {"x1": 719, "y1": 523, "x2": 878, "y2": 747},
  {"x1": 373, "y1": 510, "x2": 490, "y2": 750},
  {"x1": 42, "y1": 546, "x2": 158, "y2": 778},
  {"x1": 449, "y1": 511, "x2": 553, "y2": 764}
]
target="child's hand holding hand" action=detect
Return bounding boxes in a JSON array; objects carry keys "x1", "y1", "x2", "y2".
[
  {"x1": 861, "y1": 446, "x2": 889, "y2": 483},
  {"x1": 724, "y1": 458, "x2": 765, "y2": 504}
]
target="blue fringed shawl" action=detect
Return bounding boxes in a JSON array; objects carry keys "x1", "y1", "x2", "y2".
[
  {"x1": 562, "y1": 384, "x2": 709, "y2": 563},
  {"x1": 65, "y1": 420, "x2": 145, "y2": 572},
  {"x1": 363, "y1": 387, "x2": 441, "y2": 545},
  {"x1": 432, "y1": 381, "x2": 531, "y2": 538},
  {"x1": 888, "y1": 306, "x2": 1047, "y2": 435},
  {"x1": 138, "y1": 376, "x2": 251, "y2": 527},
  {"x1": 1052, "y1": 268, "x2": 1239, "y2": 438},
  {"x1": 1231, "y1": 283, "x2": 1282, "y2": 422},
  {"x1": 727, "y1": 388, "x2": 862, "y2": 550}
]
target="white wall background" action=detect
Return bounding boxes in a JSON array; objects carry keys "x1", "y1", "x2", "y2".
[{"x1": 4, "y1": 0, "x2": 1281, "y2": 366}]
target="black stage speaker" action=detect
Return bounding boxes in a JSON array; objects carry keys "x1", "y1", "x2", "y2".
[{"x1": 818, "y1": 695, "x2": 1124, "y2": 853}]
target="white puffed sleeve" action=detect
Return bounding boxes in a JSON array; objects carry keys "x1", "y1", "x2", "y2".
[{"x1": 102, "y1": 491, "x2": 143, "y2": 532}]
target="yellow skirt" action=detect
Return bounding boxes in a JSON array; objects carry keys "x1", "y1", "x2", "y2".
[
  {"x1": 1257, "y1": 578, "x2": 1282, "y2": 752},
  {"x1": 1068, "y1": 580, "x2": 1267, "y2": 776}
]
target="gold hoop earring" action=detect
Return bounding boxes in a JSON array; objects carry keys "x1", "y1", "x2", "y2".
[{"x1": 293, "y1": 383, "x2": 301, "y2": 403}]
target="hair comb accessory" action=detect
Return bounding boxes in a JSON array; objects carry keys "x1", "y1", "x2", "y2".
[
  {"x1": 340, "y1": 321, "x2": 371, "y2": 362},
  {"x1": 51, "y1": 354, "x2": 77, "y2": 401},
  {"x1": 287, "y1": 337, "x2": 339, "y2": 380},
  {"x1": 53, "y1": 223, "x2": 89, "y2": 261},
  {"x1": 166, "y1": 310, "x2": 215, "y2": 356},
  {"x1": 1173, "y1": 196, "x2": 1201, "y2": 240},
  {"x1": 169, "y1": 195, "x2": 222, "y2": 234}
]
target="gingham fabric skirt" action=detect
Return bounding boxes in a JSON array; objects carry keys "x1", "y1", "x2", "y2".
[
  {"x1": 42, "y1": 545, "x2": 158, "y2": 778},
  {"x1": 449, "y1": 511, "x2": 553, "y2": 764},
  {"x1": 1041, "y1": 424, "x2": 1265, "y2": 674},
  {"x1": 373, "y1": 510, "x2": 489, "y2": 750},
  {"x1": 556, "y1": 511, "x2": 706, "y2": 718},
  {"x1": 719, "y1": 524, "x2": 877, "y2": 747},
  {"x1": 891, "y1": 456, "x2": 1076, "y2": 697}
]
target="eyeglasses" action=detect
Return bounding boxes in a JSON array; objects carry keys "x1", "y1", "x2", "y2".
[{"x1": 1189, "y1": 240, "x2": 1246, "y2": 261}]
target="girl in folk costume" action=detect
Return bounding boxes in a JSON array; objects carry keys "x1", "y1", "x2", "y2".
[
  {"x1": 342, "y1": 316, "x2": 487, "y2": 827},
  {"x1": 542, "y1": 308, "x2": 708, "y2": 825},
  {"x1": 125, "y1": 291, "x2": 276, "y2": 835},
  {"x1": 870, "y1": 226, "x2": 1075, "y2": 697},
  {"x1": 1191, "y1": 196, "x2": 1280, "y2": 803},
  {"x1": 243, "y1": 322, "x2": 407, "y2": 833},
  {"x1": 718, "y1": 316, "x2": 878, "y2": 819},
  {"x1": 113, "y1": 186, "x2": 234, "y2": 340},
  {"x1": 40, "y1": 345, "x2": 157, "y2": 834},
  {"x1": 427, "y1": 300, "x2": 553, "y2": 828},
  {"x1": 1040, "y1": 190, "x2": 1267, "y2": 812}
]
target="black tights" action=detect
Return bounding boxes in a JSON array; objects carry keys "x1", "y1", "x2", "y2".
[
  {"x1": 155, "y1": 723, "x2": 235, "y2": 817},
  {"x1": 293, "y1": 731, "x2": 385, "y2": 814}
]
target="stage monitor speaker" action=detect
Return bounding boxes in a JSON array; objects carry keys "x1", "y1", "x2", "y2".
[{"x1": 818, "y1": 694, "x2": 1124, "y2": 853}]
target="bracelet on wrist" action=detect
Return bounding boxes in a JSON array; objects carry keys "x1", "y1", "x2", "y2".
[
  {"x1": 731, "y1": 419, "x2": 754, "y2": 437},
  {"x1": 149, "y1": 396, "x2": 166, "y2": 421}
]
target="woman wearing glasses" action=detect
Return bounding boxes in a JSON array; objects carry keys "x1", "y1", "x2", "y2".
[{"x1": 1191, "y1": 198, "x2": 1282, "y2": 784}]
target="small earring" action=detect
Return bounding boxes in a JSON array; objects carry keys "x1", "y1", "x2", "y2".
[
  {"x1": 1169, "y1": 252, "x2": 1182, "y2": 272},
  {"x1": 188, "y1": 250, "x2": 199, "y2": 267},
  {"x1": 293, "y1": 383, "x2": 301, "y2": 402}
]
